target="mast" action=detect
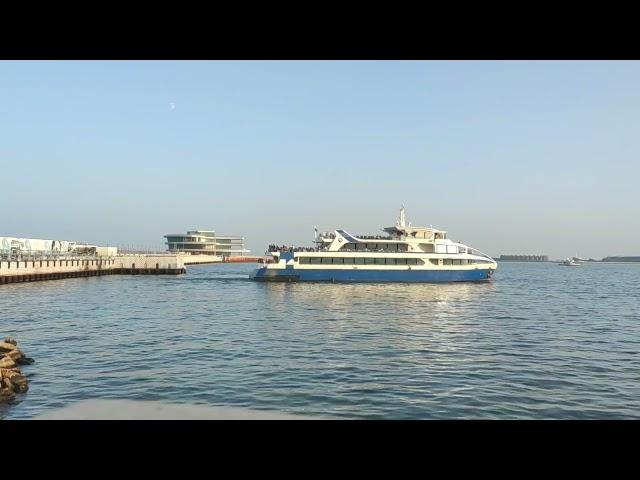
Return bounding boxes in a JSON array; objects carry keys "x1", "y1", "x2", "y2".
[{"x1": 398, "y1": 205, "x2": 406, "y2": 228}]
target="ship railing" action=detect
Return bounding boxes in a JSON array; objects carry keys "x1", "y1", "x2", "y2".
[
  {"x1": 352, "y1": 235, "x2": 394, "y2": 240},
  {"x1": 468, "y1": 249, "x2": 495, "y2": 261}
]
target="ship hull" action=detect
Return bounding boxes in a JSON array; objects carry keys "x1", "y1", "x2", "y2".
[{"x1": 250, "y1": 267, "x2": 493, "y2": 283}]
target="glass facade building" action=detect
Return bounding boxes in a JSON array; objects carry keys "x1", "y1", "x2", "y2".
[{"x1": 164, "y1": 230, "x2": 249, "y2": 257}]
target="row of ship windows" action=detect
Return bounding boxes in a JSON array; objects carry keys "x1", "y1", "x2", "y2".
[
  {"x1": 298, "y1": 257, "x2": 423, "y2": 265},
  {"x1": 296, "y1": 257, "x2": 492, "y2": 265},
  {"x1": 443, "y1": 259, "x2": 493, "y2": 265}
]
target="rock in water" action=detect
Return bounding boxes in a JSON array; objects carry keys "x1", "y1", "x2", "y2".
[
  {"x1": 0, "y1": 367, "x2": 22, "y2": 376},
  {"x1": 10, "y1": 375, "x2": 28, "y2": 394},
  {"x1": 0, "y1": 338, "x2": 32, "y2": 402},
  {"x1": 0, "y1": 342, "x2": 17, "y2": 352},
  {"x1": 0, "y1": 388, "x2": 16, "y2": 403},
  {"x1": 1, "y1": 368, "x2": 21, "y2": 380},
  {"x1": 5, "y1": 350, "x2": 23, "y2": 361},
  {"x1": 2, "y1": 376, "x2": 13, "y2": 390},
  {"x1": 0, "y1": 356, "x2": 16, "y2": 369}
]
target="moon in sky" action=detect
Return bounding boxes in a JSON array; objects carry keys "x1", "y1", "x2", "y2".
[{"x1": 169, "y1": 102, "x2": 176, "y2": 110}]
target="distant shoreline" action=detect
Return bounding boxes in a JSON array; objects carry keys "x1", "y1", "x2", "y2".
[{"x1": 496, "y1": 260, "x2": 640, "y2": 264}]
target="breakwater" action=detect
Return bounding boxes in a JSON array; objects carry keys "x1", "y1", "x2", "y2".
[{"x1": 0, "y1": 254, "x2": 186, "y2": 285}]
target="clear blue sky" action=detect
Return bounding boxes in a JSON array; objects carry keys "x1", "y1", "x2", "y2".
[{"x1": 1, "y1": 61, "x2": 639, "y2": 259}]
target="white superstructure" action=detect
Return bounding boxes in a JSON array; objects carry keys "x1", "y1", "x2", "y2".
[{"x1": 165, "y1": 230, "x2": 250, "y2": 258}]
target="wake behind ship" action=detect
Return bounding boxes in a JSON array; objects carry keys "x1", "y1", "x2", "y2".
[{"x1": 250, "y1": 208, "x2": 497, "y2": 283}]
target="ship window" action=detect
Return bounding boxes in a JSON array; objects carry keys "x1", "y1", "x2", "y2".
[
  {"x1": 294, "y1": 257, "x2": 299, "y2": 262},
  {"x1": 470, "y1": 259, "x2": 486, "y2": 264},
  {"x1": 333, "y1": 257, "x2": 343, "y2": 264},
  {"x1": 429, "y1": 259, "x2": 439, "y2": 265},
  {"x1": 354, "y1": 258, "x2": 365, "y2": 265},
  {"x1": 322, "y1": 257, "x2": 333, "y2": 264},
  {"x1": 365, "y1": 258, "x2": 375, "y2": 264},
  {"x1": 443, "y1": 259, "x2": 453, "y2": 265},
  {"x1": 343, "y1": 258, "x2": 354, "y2": 264},
  {"x1": 375, "y1": 258, "x2": 385, "y2": 265},
  {"x1": 459, "y1": 247, "x2": 467, "y2": 254},
  {"x1": 406, "y1": 258, "x2": 417, "y2": 265},
  {"x1": 310, "y1": 257, "x2": 322, "y2": 264},
  {"x1": 396, "y1": 258, "x2": 406, "y2": 265},
  {"x1": 299, "y1": 257, "x2": 310, "y2": 264}
]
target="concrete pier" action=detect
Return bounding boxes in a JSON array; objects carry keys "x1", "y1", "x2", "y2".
[
  {"x1": 0, "y1": 254, "x2": 186, "y2": 285},
  {"x1": 176, "y1": 254, "x2": 262, "y2": 265},
  {"x1": 178, "y1": 254, "x2": 223, "y2": 265}
]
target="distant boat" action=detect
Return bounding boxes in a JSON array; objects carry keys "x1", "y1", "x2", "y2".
[{"x1": 559, "y1": 258, "x2": 580, "y2": 266}]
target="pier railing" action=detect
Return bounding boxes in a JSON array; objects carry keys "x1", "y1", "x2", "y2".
[{"x1": 0, "y1": 252, "x2": 111, "y2": 262}]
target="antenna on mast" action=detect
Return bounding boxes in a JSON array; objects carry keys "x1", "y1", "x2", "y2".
[{"x1": 398, "y1": 205, "x2": 406, "y2": 228}]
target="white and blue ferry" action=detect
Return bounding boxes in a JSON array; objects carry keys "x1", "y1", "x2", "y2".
[{"x1": 251, "y1": 207, "x2": 497, "y2": 283}]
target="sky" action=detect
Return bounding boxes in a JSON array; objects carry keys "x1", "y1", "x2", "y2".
[{"x1": 1, "y1": 60, "x2": 639, "y2": 259}]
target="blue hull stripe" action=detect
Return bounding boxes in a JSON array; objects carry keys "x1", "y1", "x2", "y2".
[{"x1": 251, "y1": 268, "x2": 493, "y2": 283}]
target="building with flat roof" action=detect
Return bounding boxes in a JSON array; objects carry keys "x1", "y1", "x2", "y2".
[
  {"x1": 164, "y1": 230, "x2": 249, "y2": 258},
  {"x1": 499, "y1": 255, "x2": 549, "y2": 262},
  {"x1": 601, "y1": 256, "x2": 640, "y2": 263}
]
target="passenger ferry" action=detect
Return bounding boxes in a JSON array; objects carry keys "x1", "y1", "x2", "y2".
[{"x1": 250, "y1": 208, "x2": 497, "y2": 283}]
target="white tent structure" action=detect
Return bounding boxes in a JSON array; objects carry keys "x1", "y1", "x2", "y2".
[{"x1": 0, "y1": 236, "x2": 76, "y2": 256}]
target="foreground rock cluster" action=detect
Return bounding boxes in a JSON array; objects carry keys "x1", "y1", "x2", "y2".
[{"x1": 0, "y1": 338, "x2": 34, "y2": 403}]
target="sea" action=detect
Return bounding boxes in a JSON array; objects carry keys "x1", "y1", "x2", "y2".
[{"x1": 1, "y1": 261, "x2": 639, "y2": 419}]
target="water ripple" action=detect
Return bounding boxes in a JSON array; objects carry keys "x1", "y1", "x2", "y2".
[{"x1": 2, "y1": 262, "x2": 640, "y2": 419}]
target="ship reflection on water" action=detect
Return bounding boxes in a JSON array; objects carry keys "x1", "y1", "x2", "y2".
[{"x1": 260, "y1": 280, "x2": 496, "y2": 331}]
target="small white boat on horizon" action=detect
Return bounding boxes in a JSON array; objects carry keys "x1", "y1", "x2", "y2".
[{"x1": 559, "y1": 258, "x2": 580, "y2": 266}]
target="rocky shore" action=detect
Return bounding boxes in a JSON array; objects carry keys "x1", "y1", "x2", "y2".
[{"x1": 0, "y1": 338, "x2": 34, "y2": 403}]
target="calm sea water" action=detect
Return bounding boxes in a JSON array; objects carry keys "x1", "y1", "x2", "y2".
[{"x1": 2, "y1": 261, "x2": 639, "y2": 419}]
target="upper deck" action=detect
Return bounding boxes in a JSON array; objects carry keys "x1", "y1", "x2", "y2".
[{"x1": 266, "y1": 207, "x2": 493, "y2": 261}]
